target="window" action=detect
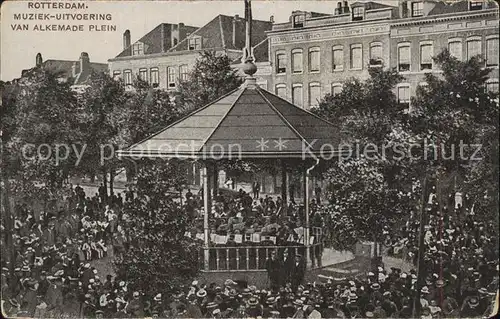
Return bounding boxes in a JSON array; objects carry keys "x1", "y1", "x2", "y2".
[
  {"x1": 352, "y1": 7, "x2": 364, "y2": 21},
  {"x1": 132, "y1": 43, "x2": 144, "y2": 56},
  {"x1": 124, "y1": 70, "x2": 132, "y2": 86},
  {"x1": 412, "y1": 2, "x2": 424, "y2": 17},
  {"x1": 150, "y1": 68, "x2": 159, "y2": 87},
  {"x1": 486, "y1": 81, "x2": 499, "y2": 93},
  {"x1": 398, "y1": 85, "x2": 410, "y2": 105},
  {"x1": 275, "y1": 84, "x2": 287, "y2": 99},
  {"x1": 138, "y1": 68, "x2": 148, "y2": 82},
  {"x1": 309, "y1": 83, "x2": 321, "y2": 108},
  {"x1": 448, "y1": 39, "x2": 462, "y2": 60},
  {"x1": 467, "y1": 37, "x2": 482, "y2": 60},
  {"x1": 332, "y1": 46, "x2": 344, "y2": 71},
  {"x1": 332, "y1": 84, "x2": 343, "y2": 96},
  {"x1": 292, "y1": 49, "x2": 303, "y2": 73},
  {"x1": 180, "y1": 65, "x2": 189, "y2": 81},
  {"x1": 276, "y1": 52, "x2": 287, "y2": 74},
  {"x1": 369, "y1": 42, "x2": 383, "y2": 66},
  {"x1": 398, "y1": 44, "x2": 411, "y2": 72},
  {"x1": 350, "y1": 44, "x2": 362, "y2": 69},
  {"x1": 469, "y1": 1, "x2": 483, "y2": 11},
  {"x1": 167, "y1": 67, "x2": 176, "y2": 88},
  {"x1": 112, "y1": 70, "x2": 121, "y2": 80},
  {"x1": 188, "y1": 37, "x2": 201, "y2": 50},
  {"x1": 293, "y1": 14, "x2": 305, "y2": 28},
  {"x1": 292, "y1": 84, "x2": 303, "y2": 108},
  {"x1": 309, "y1": 47, "x2": 320, "y2": 72},
  {"x1": 486, "y1": 37, "x2": 499, "y2": 67},
  {"x1": 420, "y1": 42, "x2": 433, "y2": 70}
]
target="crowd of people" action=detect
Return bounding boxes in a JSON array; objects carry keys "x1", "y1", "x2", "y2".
[
  {"x1": 1, "y1": 184, "x2": 130, "y2": 318},
  {"x1": 186, "y1": 187, "x2": 326, "y2": 239},
  {"x1": 1, "y1": 181, "x2": 498, "y2": 318}
]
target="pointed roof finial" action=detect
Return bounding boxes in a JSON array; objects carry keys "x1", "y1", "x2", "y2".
[{"x1": 242, "y1": 0, "x2": 257, "y2": 77}]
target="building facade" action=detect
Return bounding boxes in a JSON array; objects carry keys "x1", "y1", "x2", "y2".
[
  {"x1": 108, "y1": 15, "x2": 272, "y2": 91},
  {"x1": 267, "y1": 0, "x2": 499, "y2": 110},
  {"x1": 21, "y1": 52, "x2": 108, "y2": 90}
]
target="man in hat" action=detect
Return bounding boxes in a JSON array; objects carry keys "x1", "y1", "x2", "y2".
[
  {"x1": 169, "y1": 290, "x2": 186, "y2": 317},
  {"x1": 265, "y1": 250, "x2": 282, "y2": 292},
  {"x1": 460, "y1": 295, "x2": 481, "y2": 317},
  {"x1": 45, "y1": 275, "x2": 64, "y2": 313},
  {"x1": 292, "y1": 299, "x2": 306, "y2": 318},
  {"x1": 246, "y1": 296, "x2": 263, "y2": 317},
  {"x1": 126, "y1": 291, "x2": 145, "y2": 317},
  {"x1": 22, "y1": 278, "x2": 39, "y2": 316},
  {"x1": 290, "y1": 254, "x2": 306, "y2": 293}
]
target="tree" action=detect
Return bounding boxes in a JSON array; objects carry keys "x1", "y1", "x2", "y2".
[
  {"x1": 120, "y1": 78, "x2": 182, "y2": 182},
  {"x1": 174, "y1": 51, "x2": 243, "y2": 113},
  {"x1": 2, "y1": 68, "x2": 81, "y2": 191},
  {"x1": 323, "y1": 157, "x2": 412, "y2": 251},
  {"x1": 409, "y1": 50, "x2": 499, "y2": 217},
  {"x1": 114, "y1": 159, "x2": 201, "y2": 296},
  {"x1": 313, "y1": 66, "x2": 414, "y2": 250},
  {"x1": 77, "y1": 71, "x2": 127, "y2": 192}
]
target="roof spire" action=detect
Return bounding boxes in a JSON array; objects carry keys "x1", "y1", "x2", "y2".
[{"x1": 241, "y1": 0, "x2": 257, "y2": 83}]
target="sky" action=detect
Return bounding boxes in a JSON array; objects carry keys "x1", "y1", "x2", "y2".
[{"x1": 1, "y1": 0, "x2": 394, "y2": 81}]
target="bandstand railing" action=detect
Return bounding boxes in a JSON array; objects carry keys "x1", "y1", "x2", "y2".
[{"x1": 199, "y1": 227, "x2": 324, "y2": 272}]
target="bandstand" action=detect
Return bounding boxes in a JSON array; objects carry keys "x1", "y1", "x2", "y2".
[{"x1": 117, "y1": 0, "x2": 346, "y2": 273}]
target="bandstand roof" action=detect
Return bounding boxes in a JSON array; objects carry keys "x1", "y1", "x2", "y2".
[{"x1": 118, "y1": 80, "x2": 344, "y2": 160}]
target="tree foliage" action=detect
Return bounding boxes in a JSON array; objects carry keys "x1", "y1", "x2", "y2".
[
  {"x1": 409, "y1": 50, "x2": 499, "y2": 216},
  {"x1": 313, "y1": 67, "x2": 414, "y2": 248},
  {"x1": 174, "y1": 51, "x2": 243, "y2": 113},
  {"x1": 1, "y1": 69, "x2": 81, "y2": 190},
  {"x1": 114, "y1": 159, "x2": 201, "y2": 296}
]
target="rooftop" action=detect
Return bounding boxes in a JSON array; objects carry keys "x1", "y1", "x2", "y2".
[{"x1": 118, "y1": 80, "x2": 343, "y2": 160}]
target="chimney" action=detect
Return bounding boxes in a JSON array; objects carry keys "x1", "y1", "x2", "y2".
[
  {"x1": 160, "y1": 24, "x2": 166, "y2": 52},
  {"x1": 233, "y1": 15, "x2": 239, "y2": 47},
  {"x1": 336, "y1": 2, "x2": 342, "y2": 15},
  {"x1": 123, "y1": 30, "x2": 131, "y2": 50},
  {"x1": 399, "y1": 0, "x2": 409, "y2": 18},
  {"x1": 343, "y1": 1, "x2": 350, "y2": 14},
  {"x1": 35, "y1": 53, "x2": 43, "y2": 67},
  {"x1": 270, "y1": 15, "x2": 274, "y2": 23},
  {"x1": 80, "y1": 52, "x2": 90, "y2": 73},
  {"x1": 71, "y1": 61, "x2": 80, "y2": 78}
]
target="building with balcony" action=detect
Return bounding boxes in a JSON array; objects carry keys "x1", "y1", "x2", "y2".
[
  {"x1": 108, "y1": 16, "x2": 272, "y2": 90},
  {"x1": 267, "y1": 0, "x2": 499, "y2": 110}
]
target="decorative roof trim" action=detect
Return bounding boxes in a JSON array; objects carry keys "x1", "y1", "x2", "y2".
[
  {"x1": 117, "y1": 149, "x2": 347, "y2": 160},
  {"x1": 392, "y1": 9, "x2": 498, "y2": 27}
]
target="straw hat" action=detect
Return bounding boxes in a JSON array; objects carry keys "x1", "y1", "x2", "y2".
[{"x1": 247, "y1": 297, "x2": 259, "y2": 306}]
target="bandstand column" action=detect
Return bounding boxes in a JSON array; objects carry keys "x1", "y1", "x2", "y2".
[
  {"x1": 281, "y1": 160, "x2": 287, "y2": 205},
  {"x1": 303, "y1": 166, "x2": 311, "y2": 268},
  {"x1": 202, "y1": 163, "x2": 210, "y2": 270},
  {"x1": 213, "y1": 163, "x2": 219, "y2": 197}
]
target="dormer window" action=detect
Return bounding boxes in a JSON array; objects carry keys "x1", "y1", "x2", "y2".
[
  {"x1": 411, "y1": 2, "x2": 424, "y2": 17},
  {"x1": 293, "y1": 14, "x2": 305, "y2": 28},
  {"x1": 188, "y1": 37, "x2": 201, "y2": 50},
  {"x1": 352, "y1": 7, "x2": 364, "y2": 21},
  {"x1": 469, "y1": 1, "x2": 483, "y2": 11},
  {"x1": 132, "y1": 42, "x2": 144, "y2": 56}
]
